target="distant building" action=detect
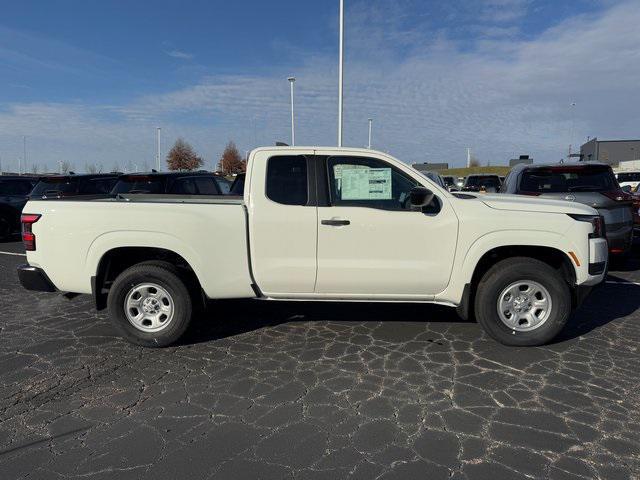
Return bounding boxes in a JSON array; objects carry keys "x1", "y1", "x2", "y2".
[
  {"x1": 509, "y1": 155, "x2": 533, "y2": 167},
  {"x1": 581, "y1": 138, "x2": 640, "y2": 167},
  {"x1": 412, "y1": 162, "x2": 449, "y2": 172}
]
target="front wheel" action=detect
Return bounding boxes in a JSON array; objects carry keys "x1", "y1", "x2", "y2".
[
  {"x1": 474, "y1": 257, "x2": 571, "y2": 346},
  {"x1": 107, "y1": 261, "x2": 193, "y2": 347}
]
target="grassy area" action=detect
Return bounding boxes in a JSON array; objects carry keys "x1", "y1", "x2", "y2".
[{"x1": 438, "y1": 166, "x2": 511, "y2": 177}]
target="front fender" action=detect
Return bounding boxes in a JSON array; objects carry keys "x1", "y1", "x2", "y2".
[{"x1": 436, "y1": 229, "x2": 580, "y2": 305}]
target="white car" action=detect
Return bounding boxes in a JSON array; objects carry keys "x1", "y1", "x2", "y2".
[
  {"x1": 18, "y1": 147, "x2": 607, "y2": 347},
  {"x1": 615, "y1": 171, "x2": 640, "y2": 190}
]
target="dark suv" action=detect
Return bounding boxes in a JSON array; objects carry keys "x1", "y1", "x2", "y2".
[
  {"x1": 501, "y1": 162, "x2": 634, "y2": 254},
  {"x1": 0, "y1": 176, "x2": 40, "y2": 239},
  {"x1": 30, "y1": 174, "x2": 121, "y2": 199},
  {"x1": 111, "y1": 171, "x2": 225, "y2": 195}
]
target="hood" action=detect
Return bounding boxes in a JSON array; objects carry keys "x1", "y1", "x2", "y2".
[{"x1": 480, "y1": 193, "x2": 598, "y2": 215}]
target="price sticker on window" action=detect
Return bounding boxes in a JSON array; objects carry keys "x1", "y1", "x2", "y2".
[{"x1": 341, "y1": 167, "x2": 392, "y2": 200}]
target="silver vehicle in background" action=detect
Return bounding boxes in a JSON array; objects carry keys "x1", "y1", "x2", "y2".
[{"x1": 501, "y1": 162, "x2": 634, "y2": 255}]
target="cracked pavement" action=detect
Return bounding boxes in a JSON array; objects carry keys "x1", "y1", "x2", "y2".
[{"x1": 1, "y1": 240, "x2": 639, "y2": 479}]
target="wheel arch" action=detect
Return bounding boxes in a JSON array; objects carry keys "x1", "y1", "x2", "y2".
[
  {"x1": 93, "y1": 246, "x2": 203, "y2": 310},
  {"x1": 456, "y1": 244, "x2": 578, "y2": 320}
]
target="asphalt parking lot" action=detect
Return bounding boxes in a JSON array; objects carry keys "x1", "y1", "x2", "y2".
[{"x1": 1, "y1": 239, "x2": 639, "y2": 480}]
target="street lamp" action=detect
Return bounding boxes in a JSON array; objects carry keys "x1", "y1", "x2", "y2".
[
  {"x1": 367, "y1": 118, "x2": 373, "y2": 149},
  {"x1": 568, "y1": 102, "x2": 576, "y2": 157},
  {"x1": 156, "y1": 127, "x2": 161, "y2": 171},
  {"x1": 338, "y1": 0, "x2": 344, "y2": 147},
  {"x1": 287, "y1": 77, "x2": 296, "y2": 146}
]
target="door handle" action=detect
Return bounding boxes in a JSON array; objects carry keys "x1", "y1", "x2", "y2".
[{"x1": 321, "y1": 219, "x2": 350, "y2": 226}]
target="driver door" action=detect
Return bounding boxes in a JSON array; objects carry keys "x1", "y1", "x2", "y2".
[{"x1": 314, "y1": 154, "x2": 458, "y2": 298}]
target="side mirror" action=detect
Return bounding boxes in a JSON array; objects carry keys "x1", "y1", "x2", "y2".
[{"x1": 410, "y1": 186, "x2": 434, "y2": 207}]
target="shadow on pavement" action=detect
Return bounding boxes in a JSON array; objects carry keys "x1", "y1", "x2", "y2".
[
  {"x1": 180, "y1": 299, "x2": 466, "y2": 346},
  {"x1": 180, "y1": 275, "x2": 640, "y2": 347},
  {"x1": 555, "y1": 275, "x2": 640, "y2": 342}
]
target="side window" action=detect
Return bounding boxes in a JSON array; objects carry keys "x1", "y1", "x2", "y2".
[
  {"x1": 327, "y1": 156, "x2": 419, "y2": 211},
  {"x1": 79, "y1": 177, "x2": 118, "y2": 194},
  {"x1": 170, "y1": 178, "x2": 198, "y2": 194},
  {"x1": 266, "y1": 156, "x2": 308, "y2": 206},
  {"x1": 194, "y1": 177, "x2": 220, "y2": 195}
]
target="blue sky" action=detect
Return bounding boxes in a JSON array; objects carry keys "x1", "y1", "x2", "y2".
[{"x1": 0, "y1": 0, "x2": 638, "y2": 172}]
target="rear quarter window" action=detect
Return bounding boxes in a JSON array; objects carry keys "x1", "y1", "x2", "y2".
[{"x1": 266, "y1": 156, "x2": 308, "y2": 206}]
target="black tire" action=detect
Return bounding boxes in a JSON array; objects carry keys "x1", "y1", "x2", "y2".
[
  {"x1": 474, "y1": 257, "x2": 571, "y2": 346},
  {"x1": 107, "y1": 261, "x2": 192, "y2": 347}
]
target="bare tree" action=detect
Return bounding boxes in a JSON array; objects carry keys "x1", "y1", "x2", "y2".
[
  {"x1": 61, "y1": 161, "x2": 71, "y2": 174},
  {"x1": 166, "y1": 138, "x2": 203, "y2": 171},
  {"x1": 219, "y1": 141, "x2": 246, "y2": 175},
  {"x1": 469, "y1": 158, "x2": 480, "y2": 168},
  {"x1": 111, "y1": 162, "x2": 120, "y2": 173},
  {"x1": 30, "y1": 164, "x2": 39, "y2": 174},
  {"x1": 85, "y1": 163, "x2": 98, "y2": 174}
]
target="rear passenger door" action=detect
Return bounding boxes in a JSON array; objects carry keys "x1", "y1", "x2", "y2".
[{"x1": 248, "y1": 151, "x2": 318, "y2": 295}]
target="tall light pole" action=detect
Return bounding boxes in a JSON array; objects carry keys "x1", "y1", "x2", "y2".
[
  {"x1": 568, "y1": 102, "x2": 576, "y2": 157},
  {"x1": 23, "y1": 136, "x2": 27, "y2": 174},
  {"x1": 287, "y1": 77, "x2": 296, "y2": 146},
  {"x1": 367, "y1": 118, "x2": 373, "y2": 149},
  {"x1": 338, "y1": 0, "x2": 344, "y2": 147},
  {"x1": 156, "y1": 127, "x2": 161, "y2": 171}
]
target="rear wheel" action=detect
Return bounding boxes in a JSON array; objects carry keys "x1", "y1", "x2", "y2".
[
  {"x1": 474, "y1": 257, "x2": 571, "y2": 346},
  {"x1": 107, "y1": 261, "x2": 192, "y2": 347}
]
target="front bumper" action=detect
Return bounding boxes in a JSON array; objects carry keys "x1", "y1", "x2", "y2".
[
  {"x1": 17, "y1": 264, "x2": 57, "y2": 292},
  {"x1": 583, "y1": 238, "x2": 608, "y2": 286}
]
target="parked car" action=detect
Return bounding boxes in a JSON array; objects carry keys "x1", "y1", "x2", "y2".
[
  {"x1": 213, "y1": 175, "x2": 232, "y2": 194},
  {"x1": 111, "y1": 171, "x2": 224, "y2": 195},
  {"x1": 18, "y1": 147, "x2": 607, "y2": 348},
  {"x1": 420, "y1": 171, "x2": 446, "y2": 189},
  {"x1": 441, "y1": 176, "x2": 458, "y2": 191},
  {"x1": 615, "y1": 170, "x2": 640, "y2": 191},
  {"x1": 30, "y1": 174, "x2": 120, "y2": 199},
  {"x1": 229, "y1": 173, "x2": 245, "y2": 196},
  {"x1": 502, "y1": 162, "x2": 634, "y2": 254},
  {"x1": 461, "y1": 174, "x2": 502, "y2": 193},
  {"x1": 0, "y1": 176, "x2": 40, "y2": 239}
]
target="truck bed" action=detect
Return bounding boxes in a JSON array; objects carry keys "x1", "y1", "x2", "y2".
[{"x1": 24, "y1": 195, "x2": 255, "y2": 299}]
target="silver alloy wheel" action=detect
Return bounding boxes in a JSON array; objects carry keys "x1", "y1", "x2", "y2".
[
  {"x1": 497, "y1": 280, "x2": 552, "y2": 332},
  {"x1": 124, "y1": 283, "x2": 175, "y2": 333}
]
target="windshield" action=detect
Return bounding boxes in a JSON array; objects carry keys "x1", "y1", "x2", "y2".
[
  {"x1": 519, "y1": 166, "x2": 617, "y2": 193},
  {"x1": 112, "y1": 176, "x2": 166, "y2": 194},
  {"x1": 0, "y1": 179, "x2": 34, "y2": 195},
  {"x1": 31, "y1": 177, "x2": 79, "y2": 196},
  {"x1": 616, "y1": 172, "x2": 640, "y2": 183}
]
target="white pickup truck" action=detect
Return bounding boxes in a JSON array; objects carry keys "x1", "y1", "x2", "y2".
[{"x1": 18, "y1": 147, "x2": 608, "y2": 347}]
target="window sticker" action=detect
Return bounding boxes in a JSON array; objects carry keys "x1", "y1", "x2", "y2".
[{"x1": 340, "y1": 167, "x2": 392, "y2": 200}]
